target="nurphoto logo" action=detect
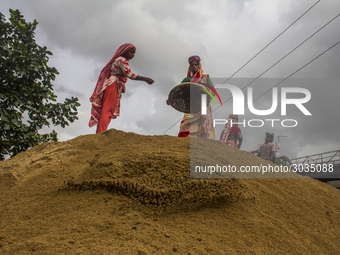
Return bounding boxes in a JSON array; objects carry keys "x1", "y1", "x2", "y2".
[{"x1": 201, "y1": 84, "x2": 312, "y2": 128}]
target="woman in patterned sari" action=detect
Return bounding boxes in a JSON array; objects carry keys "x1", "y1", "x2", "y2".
[
  {"x1": 177, "y1": 55, "x2": 215, "y2": 140},
  {"x1": 89, "y1": 43, "x2": 154, "y2": 133},
  {"x1": 220, "y1": 114, "x2": 243, "y2": 149}
]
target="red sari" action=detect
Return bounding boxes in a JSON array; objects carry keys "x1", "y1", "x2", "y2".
[
  {"x1": 89, "y1": 43, "x2": 137, "y2": 133},
  {"x1": 220, "y1": 118, "x2": 241, "y2": 148}
]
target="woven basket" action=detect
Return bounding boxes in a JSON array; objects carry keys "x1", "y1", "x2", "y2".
[{"x1": 167, "y1": 82, "x2": 212, "y2": 114}]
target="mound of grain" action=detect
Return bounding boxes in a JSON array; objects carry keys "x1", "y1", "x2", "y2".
[{"x1": 0, "y1": 129, "x2": 339, "y2": 254}]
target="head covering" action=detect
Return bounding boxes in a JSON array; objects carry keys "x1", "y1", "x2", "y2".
[
  {"x1": 265, "y1": 132, "x2": 274, "y2": 143},
  {"x1": 90, "y1": 43, "x2": 135, "y2": 102},
  {"x1": 187, "y1": 55, "x2": 205, "y2": 81},
  {"x1": 188, "y1": 55, "x2": 201, "y2": 64},
  {"x1": 229, "y1": 114, "x2": 238, "y2": 120}
]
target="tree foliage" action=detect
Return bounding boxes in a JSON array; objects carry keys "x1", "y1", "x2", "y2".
[
  {"x1": 0, "y1": 9, "x2": 80, "y2": 160},
  {"x1": 275, "y1": 156, "x2": 291, "y2": 167}
]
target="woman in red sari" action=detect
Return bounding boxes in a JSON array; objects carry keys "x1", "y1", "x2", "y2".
[
  {"x1": 177, "y1": 55, "x2": 215, "y2": 140},
  {"x1": 220, "y1": 114, "x2": 243, "y2": 149},
  {"x1": 89, "y1": 43, "x2": 154, "y2": 133}
]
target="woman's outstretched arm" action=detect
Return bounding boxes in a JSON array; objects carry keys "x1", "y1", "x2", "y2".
[{"x1": 135, "y1": 75, "x2": 154, "y2": 85}]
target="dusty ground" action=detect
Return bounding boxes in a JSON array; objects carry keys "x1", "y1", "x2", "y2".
[{"x1": 0, "y1": 129, "x2": 339, "y2": 254}]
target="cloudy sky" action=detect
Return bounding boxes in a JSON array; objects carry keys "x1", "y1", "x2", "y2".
[{"x1": 1, "y1": 0, "x2": 340, "y2": 160}]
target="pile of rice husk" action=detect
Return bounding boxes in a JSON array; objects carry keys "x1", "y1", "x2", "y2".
[{"x1": 0, "y1": 129, "x2": 339, "y2": 254}]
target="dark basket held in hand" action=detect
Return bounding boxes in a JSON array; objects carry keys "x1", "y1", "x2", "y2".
[{"x1": 167, "y1": 82, "x2": 212, "y2": 114}]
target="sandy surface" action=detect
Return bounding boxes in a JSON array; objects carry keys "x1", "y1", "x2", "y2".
[{"x1": 0, "y1": 129, "x2": 339, "y2": 254}]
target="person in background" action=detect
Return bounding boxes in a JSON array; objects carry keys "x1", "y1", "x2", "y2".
[
  {"x1": 220, "y1": 114, "x2": 243, "y2": 149},
  {"x1": 89, "y1": 43, "x2": 154, "y2": 133},
  {"x1": 176, "y1": 55, "x2": 215, "y2": 140},
  {"x1": 257, "y1": 132, "x2": 276, "y2": 163}
]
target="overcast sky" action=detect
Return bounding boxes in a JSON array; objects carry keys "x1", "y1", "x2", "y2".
[{"x1": 1, "y1": 0, "x2": 340, "y2": 160}]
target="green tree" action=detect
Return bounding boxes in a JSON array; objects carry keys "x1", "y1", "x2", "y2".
[
  {"x1": 0, "y1": 9, "x2": 80, "y2": 160},
  {"x1": 275, "y1": 156, "x2": 291, "y2": 167}
]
